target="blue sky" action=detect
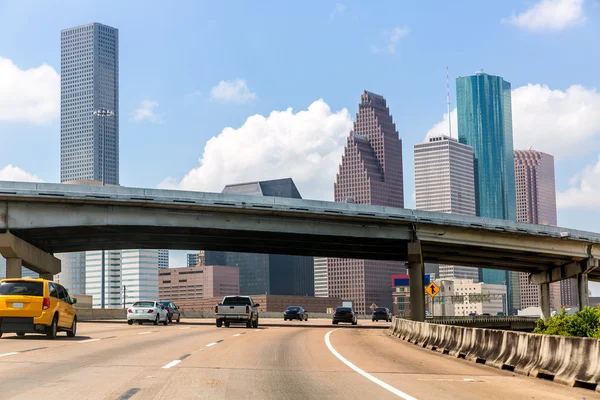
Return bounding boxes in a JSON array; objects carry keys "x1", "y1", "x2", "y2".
[{"x1": 0, "y1": 0, "x2": 599, "y2": 286}]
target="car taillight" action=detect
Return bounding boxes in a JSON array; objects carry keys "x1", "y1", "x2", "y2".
[
  {"x1": 349, "y1": 313, "x2": 353, "y2": 317},
  {"x1": 42, "y1": 298, "x2": 50, "y2": 310},
  {"x1": 127, "y1": 309, "x2": 132, "y2": 313},
  {"x1": 147, "y1": 309, "x2": 154, "y2": 313},
  {"x1": 215, "y1": 305, "x2": 218, "y2": 313},
  {"x1": 334, "y1": 312, "x2": 337, "y2": 316},
  {"x1": 246, "y1": 305, "x2": 250, "y2": 314},
  {"x1": 166, "y1": 307, "x2": 170, "y2": 312}
]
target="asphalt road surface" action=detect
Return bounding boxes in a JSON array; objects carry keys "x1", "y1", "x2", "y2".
[{"x1": 0, "y1": 318, "x2": 596, "y2": 400}]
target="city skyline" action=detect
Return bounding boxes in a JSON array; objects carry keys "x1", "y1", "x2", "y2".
[{"x1": 0, "y1": 1, "x2": 599, "y2": 293}]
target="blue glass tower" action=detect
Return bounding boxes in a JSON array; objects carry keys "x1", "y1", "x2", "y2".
[{"x1": 456, "y1": 72, "x2": 518, "y2": 312}]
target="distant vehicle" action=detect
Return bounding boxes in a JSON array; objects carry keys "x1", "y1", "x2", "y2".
[
  {"x1": 127, "y1": 301, "x2": 169, "y2": 326},
  {"x1": 159, "y1": 301, "x2": 181, "y2": 323},
  {"x1": 496, "y1": 312, "x2": 506, "y2": 316},
  {"x1": 0, "y1": 278, "x2": 78, "y2": 339},
  {"x1": 425, "y1": 311, "x2": 433, "y2": 318},
  {"x1": 481, "y1": 312, "x2": 491, "y2": 316},
  {"x1": 283, "y1": 306, "x2": 308, "y2": 321},
  {"x1": 468, "y1": 312, "x2": 478, "y2": 317},
  {"x1": 372, "y1": 307, "x2": 391, "y2": 322},
  {"x1": 332, "y1": 307, "x2": 357, "y2": 325},
  {"x1": 215, "y1": 296, "x2": 259, "y2": 328}
]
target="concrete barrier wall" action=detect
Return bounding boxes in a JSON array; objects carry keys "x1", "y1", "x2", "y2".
[
  {"x1": 390, "y1": 317, "x2": 600, "y2": 392},
  {"x1": 76, "y1": 309, "x2": 341, "y2": 321}
]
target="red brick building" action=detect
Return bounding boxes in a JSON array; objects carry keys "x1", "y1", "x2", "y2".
[{"x1": 328, "y1": 91, "x2": 406, "y2": 314}]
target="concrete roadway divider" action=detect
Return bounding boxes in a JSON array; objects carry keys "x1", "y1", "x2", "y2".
[{"x1": 388, "y1": 317, "x2": 600, "y2": 392}]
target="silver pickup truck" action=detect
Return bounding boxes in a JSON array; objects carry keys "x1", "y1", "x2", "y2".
[{"x1": 215, "y1": 295, "x2": 259, "y2": 328}]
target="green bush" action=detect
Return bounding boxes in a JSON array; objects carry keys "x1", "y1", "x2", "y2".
[{"x1": 534, "y1": 307, "x2": 600, "y2": 338}]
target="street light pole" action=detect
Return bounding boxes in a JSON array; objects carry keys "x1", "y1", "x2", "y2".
[{"x1": 92, "y1": 108, "x2": 114, "y2": 309}]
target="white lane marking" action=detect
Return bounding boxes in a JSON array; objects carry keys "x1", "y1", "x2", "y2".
[
  {"x1": 138, "y1": 331, "x2": 153, "y2": 335},
  {"x1": 0, "y1": 352, "x2": 19, "y2": 358},
  {"x1": 254, "y1": 329, "x2": 260, "y2": 332},
  {"x1": 78, "y1": 339, "x2": 101, "y2": 343},
  {"x1": 206, "y1": 342, "x2": 218, "y2": 347},
  {"x1": 162, "y1": 360, "x2": 181, "y2": 369},
  {"x1": 180, "y1": 327, "x2": 191, "y2": 330},
  {"x1": 233, "y1": 334, "x2": 241, "y2": 337},
  {"x1": 325, "y1": 329, "x2": 418, "y2": 400}
]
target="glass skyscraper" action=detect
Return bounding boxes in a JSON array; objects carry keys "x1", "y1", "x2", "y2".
[
  {"x1": 61, "y1": 23, "x2": 119, "y2": 184},
  {"x1": 456, "y1": 72, "x2": 518, "y2": 312}
]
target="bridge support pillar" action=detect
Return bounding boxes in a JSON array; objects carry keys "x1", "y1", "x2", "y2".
[
  {"x1": 539, "y1": 282, "x2": 551, "y2": 320},
  {"x1": 577, "y1": 273, "x2": 589, "y2": 310},
  {"x1": 407, "y1": 241, "x2": 425, "y2": 322},
  {"x1": 6, "y1": 257, "x2": 22, "y2": 278}
]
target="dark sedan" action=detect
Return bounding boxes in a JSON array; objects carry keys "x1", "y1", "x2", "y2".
[
  {"x1": 372, "y1": 307, "x2": 391, "y2": 322},
  {"x1": 159, "y1": 301, "x2": 181, "y2": 323},
  {"x1": 332, "y1": 307, "x2": 357, "y2": 325},
  {"x1": 284, "y1": 306, "x2": 308, "y2": 321}
]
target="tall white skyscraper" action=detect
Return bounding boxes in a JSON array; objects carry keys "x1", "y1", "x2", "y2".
[
  {"x1": 86, "y1": 250, "x2": 122, "y2": 309},
  {"x1": 314, "y1": 257, "x2": 328, "y2": 297},
  {"x1": 122, "y1": 250, "x2": 159, "y2": 305},
  {"x1": 58, "y1": 22, "x2": 120, "y2": 298},
  {"x1": 414, "y1": 135, "x2": 479, "y2": 281}
]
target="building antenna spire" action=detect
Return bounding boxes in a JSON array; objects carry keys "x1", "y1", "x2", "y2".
[{"x1": 446, "y1": 66, "x2": 452, "y2": 138}]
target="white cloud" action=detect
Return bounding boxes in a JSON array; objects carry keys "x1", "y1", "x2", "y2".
[
  {"x1": 210, "y1": 79, "x2": 257, "y2": 104},
  {"x1": 511, "y1": 84, "x2": 600, "y2": 158},
  {"x1": 0, "y1": 165, "x2": 42, "y2": 182},
  {"x1": 425, "y1": 108, "x2": 458, "y2": 141},
  {"x1": 557, "y1": 155, "x2": 600, "y2": 209},
  {"x1": 503, "y1": 0, "x2": 585, "y2": 31},
  {"x1": 0, "y1": 57, "x2": 59, "y2": 124},
  {"x1": 132, "y1": 100, "x2": 160, "y2": 123},
  {"x1": 426, "y1": 83, "x2": 600, "y2": 159},
  {"x1": 159, "y1": 99, "x2": 353, "y2": 201},
  {"x1": 372, "y1": 26, "x2": 409, "y2": 54},
  {"x1": 329, "y1": 2, "x2": 346, "y2": 21}
]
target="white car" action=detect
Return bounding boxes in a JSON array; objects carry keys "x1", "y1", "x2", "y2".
[{"x1": 127, "y1": 301, "x2": 169, "y2": 325}]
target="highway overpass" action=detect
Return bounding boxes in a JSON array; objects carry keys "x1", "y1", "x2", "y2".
[{"x1": 0, "y1": 181, "x2": 599, "y2": 320}]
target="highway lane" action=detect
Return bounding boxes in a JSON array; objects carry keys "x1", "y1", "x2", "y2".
[{"x1": 0, "y1": 319, "x2": 597, "y2": 399}]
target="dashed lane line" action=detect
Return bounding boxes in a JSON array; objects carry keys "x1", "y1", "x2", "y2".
[
  {"x1": 325, "y1": 329, "x2": 418, "y2": 400},
  {"x1": 162, "y1": 360, "x2": 181, "y2": 369},
  {"x1": 138, "y1": 332, "x2": 153, "y2": 335},
  {"x1": 0, "y1": 352, "x2": 19, "y2": 358},
  {"x1": 78, "y1": 339, "x2": 101, "y2": 343},
  {"x1": 233, "y1": 334, "x2": 241, "y2": 337}
]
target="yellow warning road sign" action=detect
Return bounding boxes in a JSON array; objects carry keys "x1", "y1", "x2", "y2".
[{"x1": 425, "y1": 282, "x2": 440, "y2": 298}]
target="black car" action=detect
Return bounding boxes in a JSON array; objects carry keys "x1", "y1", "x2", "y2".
[
  {"x1": 372, "y1": 307, "x2": 391, "y2": 322},
  {"x1": 284, "y1": 306, "x2": 308, "y2": 321},
  {"x1": 159, "y1": 301, "x2": 181, "y2": 323},
  {"x1": 332, "y1": 307, "x2": 357, "y2": 325}
]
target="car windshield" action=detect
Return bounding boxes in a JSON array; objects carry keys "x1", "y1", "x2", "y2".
[
  {"x1": 374, "y1": 308, "x2": 387, "y2": 312},
  {"x1": 158, "y1": 301, "x2": 170, "y2": 307},
  {"x1": 222, "y1": 297, "x2": 252, "y2": 306},
  {"x1": 336, "y1": 307, "x2": 352, "y2": 312},
  {"x1": 0, "y1": 281, "x2": 43, "y2": 296},
  {"x1": 286, "y1": 307, "x2": 300, "y2": 311},
  {"x1": 133, "y1": 302, "x2": 155, "y2": 308}
]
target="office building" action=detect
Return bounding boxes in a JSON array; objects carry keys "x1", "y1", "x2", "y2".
[
  {"x1": 328, "y1": 91, "x2": 405, "y2": 314},
  {"x1": 456, "y1": 72, "x2": 518, "y2": 312},
  {"x1": 314, "y1": 257, "x2": 328, "y2": 297},
  {"x1": 61, "y1": 23, "x2": 119, "y2": 184},
  {"x1": 205, "y1": 178, "x2": 314, "y2": 296},
  {"x1": 449, "y1": 279, "x2": 507, "y2": 316},
  {"x1": 121, "y1": 250, "x2": 159, "y2": 307},
  {"x1": 392, "y1": 274, "x2": 432, "y2": 318},
  {"x1": 0, "y1": 257, "x2": 4, "y2": 279},
  {"x1": 85, "y1": 250, "x2": 122, "y2": 308},
  {"x1": 414, "y1": 134, "x2": 479, "y2": 280},
  {"x1": 59, "y1": 22, "x2": 120, "y2": 300},
  {"x1": 187, "y1": 253, "x2": 200, "y2": 268},
  {"x1": 158, "y1": 250, "x2": 169, "y2": 269},
  {"x1": 514, "y1": 150, "x2": 562, "y2": 310},
  {"x1": 159, "y1": 265, "x2": 239, "y2": 302}
]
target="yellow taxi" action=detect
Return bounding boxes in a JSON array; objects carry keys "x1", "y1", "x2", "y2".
[{"x1": 0, "y1": 278, "x2": 77, "y2": 339}]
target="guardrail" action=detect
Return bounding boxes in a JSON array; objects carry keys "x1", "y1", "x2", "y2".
[{"x1": 390, "y1": 317, "x2": 600, "y2": 392}]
